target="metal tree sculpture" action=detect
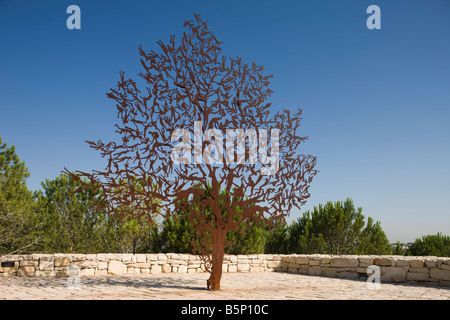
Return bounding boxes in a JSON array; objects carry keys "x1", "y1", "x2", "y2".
[{"x1": 65, "y1": 14, "x2": 318, "y2": 290}]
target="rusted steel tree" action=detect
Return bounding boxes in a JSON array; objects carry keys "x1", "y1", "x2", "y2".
[{"x1": 65, "y1": 14, "x2": 318, "y2": 290}]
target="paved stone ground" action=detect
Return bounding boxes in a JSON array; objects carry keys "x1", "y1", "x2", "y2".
[{"x1": 0, "y1": 272, "x2": 449, "y2": 300}]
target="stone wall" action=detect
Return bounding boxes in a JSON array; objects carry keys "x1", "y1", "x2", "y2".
[{"x1": 1, "y1": 253, "x2": 449, "y2": 287}]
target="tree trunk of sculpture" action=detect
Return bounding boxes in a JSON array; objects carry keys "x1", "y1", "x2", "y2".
[{"x1": 208, "y1": 230, "x2": 226, "y2": 291}]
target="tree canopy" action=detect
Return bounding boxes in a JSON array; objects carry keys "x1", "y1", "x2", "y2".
[
  {"x1": 0, "y1": 137, "x2": 40, "y2": 254},
  {"x1": 64, "y1": 14, "x2": 318, "y2": 290},
  {"x1": 288, "y1": 198, "x2": 392, "y2": 255}
]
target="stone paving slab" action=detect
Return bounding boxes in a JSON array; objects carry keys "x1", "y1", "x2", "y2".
[{"x1": 0, "y1": 272, "x2": 449, "y2": 300}]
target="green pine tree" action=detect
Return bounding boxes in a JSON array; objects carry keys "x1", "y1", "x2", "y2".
[
  {"x1": 37, "y1": 173, "x2": 107, "y2": 253},
  {"x1": 264, "y1": 222, "x2": 290, "y2": 254},
  {"x1": 0, "y1": 137, "x2": 40, "y2": 254},
  {"x1": 407, "y1": 233, "x2": 450, "y2": 257},
  {"x1": 288, "y1": 198, "x2": 392, "y2": 255}
]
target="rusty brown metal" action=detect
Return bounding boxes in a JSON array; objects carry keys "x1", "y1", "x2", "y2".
[{"x1": 64, "y1": 14, "x2": 318, "y2": 291}]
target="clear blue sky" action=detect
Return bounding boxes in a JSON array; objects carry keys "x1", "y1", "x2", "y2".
[{"x1": 1, "y1": 0, "x2": 449, "y2": 243}]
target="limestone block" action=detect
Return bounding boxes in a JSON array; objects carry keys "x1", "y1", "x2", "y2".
[
  {"x1": 309, "y1": 259, "x2": 320, "y2": 266},
  {"x1": 425, "y1": 259, "x2": 437, "y2": 268},
  {"x1": 73, "y1": 260, "x2": 97, "y2": 269},
  {"x1": 54, "y1": 257, "x2": 69, "y2": 267},
  {"x1": 322, "y1": 267, "x2": 337, "y2": 277},
  {"x1": 167, "y1": 253, "x2": 180, "y2": 259},
  {"x1": 228, "y1": 265, "x2": 237, "y2": 273},
  {"x1": 104, "y1": 254, "x2": 119, "y2": 260},
  {"x1": 179, "y1": 254, "x2": 190, "y2": 261},
  {"x1": 409, "y1": 267, "x2": 429, "y2": 274},
  {"x1": 295, "y1": 256, "x2": 309, "y2": 265},
  {"x1": 238, "y1": 259, "x2": 251, "y2": 264},
  {"x1": 437, "y1": 258, "x2": 445, "y2": 268},
  {"x1": 97, "y1": 261, "x2": 108, "y2": 270},
  {"x1": 330, "y1": 257, "x2": 349, "y2": 267},
  {"x1": 96, "y1": 254, "x2": 107, "y2": 261},
  {"x1": 250, "y1": 266, "x2": 264, "y2": 273},
  {"x1": 178, "y1": 265, "x2": 187, "y2": 273},
  {"x1": 150, "y1": 265, "x2": 162, "y2": 274},
  {"x1": 347, "y1": 258, "x2": 359, "y2": 267},
  {"x1": 297, "y1": 267, "x2": 308, "y2": 275},
  {"x1": 1, "y1": 255, "x2": 23, "y2": 262},
  {"x1": 54, "y1": 266, "x2": 69, "y2": 276},
  {"x1": 237, "y1": 263, "x2": 250, "y2": 272},
  {"x1": 374, "y1": 257, "x2": 392, "y2": 266},
  {"x1": 127, "y1": 262, "x2": 150, "y2": 269},
  {"x1": 440, "y1": 264, "x2": 450, "y2": 271},
  {"x1": 18, "y1": 267, "x2": 35, "y2": 276},
  {"x1": 406, "y1": 272, "x2": 429, "y2": 282},
  {"x1": 287, "y1": 267, "x2": 298, "y2": 273},
  {"x1": 358, "y1": 257, "x2": 374, "y2": 265},
  {"x1": 394, "y1": 259, "x2": 410, "y2": 267},
  {"x1": 162, "y1": 264, "x2": 171, "y2": 273},
  {"x1": 167, "y1": 259, "x2": 188, "y2": 266},
  {"x1": 267, "y1": 261, "x2": 282, "y2": 268},
  {"x1": 95, "y1": 269, "x2": 108, "y2": 276},
  {"x1": 381, "y1": 267, "x2": 406, "y2": 282},
  {"x1": 34, "y1": 254, "x2": 54, "y2": 261},
  {"x1": 108, "y1": 260, "x2": 127, "y2": 275},
  {"x1": 39, "y1": 259, "x2": 54, "y2": 271},
  {"x1": 410, "y1": 259, "x2": 425, "y2": 268},
  {"x1": 135, "y1": 254, "x2": 146, "y2": 263},
  {"x1": 127, "y1": 267, "x2": 141, "y2": 274},
  {"x1": 121, "y1": 254, "x2": 133, "y2": 262},
  {"x1": 321, "y1": 257, "x2": 331, "y2": 264},
  {"x1": 356, "y1": 267, "x2": 369, "y2": 274},
  {"x1": 272, "y1": 255, "x2": 282, "y2": 261},
  {"x1": 157, "y1": 254, "x2": 167, "y2": 261},
  {"x1": 71, "y1": 254, "x2": 86, "y2": 261},
  {"x1": 308, "y1": 266, "x2": 322, "y2": 276},
  {"x1": 80, "y1": 268, "x2": 95, "y2": 276},
  {"x1": 146, "y1": 254, "x2": 158, "y2": 261},
  {"x1": 0, "y1": 272, "x2": 17, "y2": 277},
  {"x1": 430, "y1": 268, "x2": 450, "y2": 281},
  {"x1": 85, "y1": 254, "x2": 97, "y2": 261},
  {"x1": 35, "y1": 270, "x2": 57, "y2": 277},
  {"x1": 19, "y1": 260, "x2": 37, "y2": 267}
]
